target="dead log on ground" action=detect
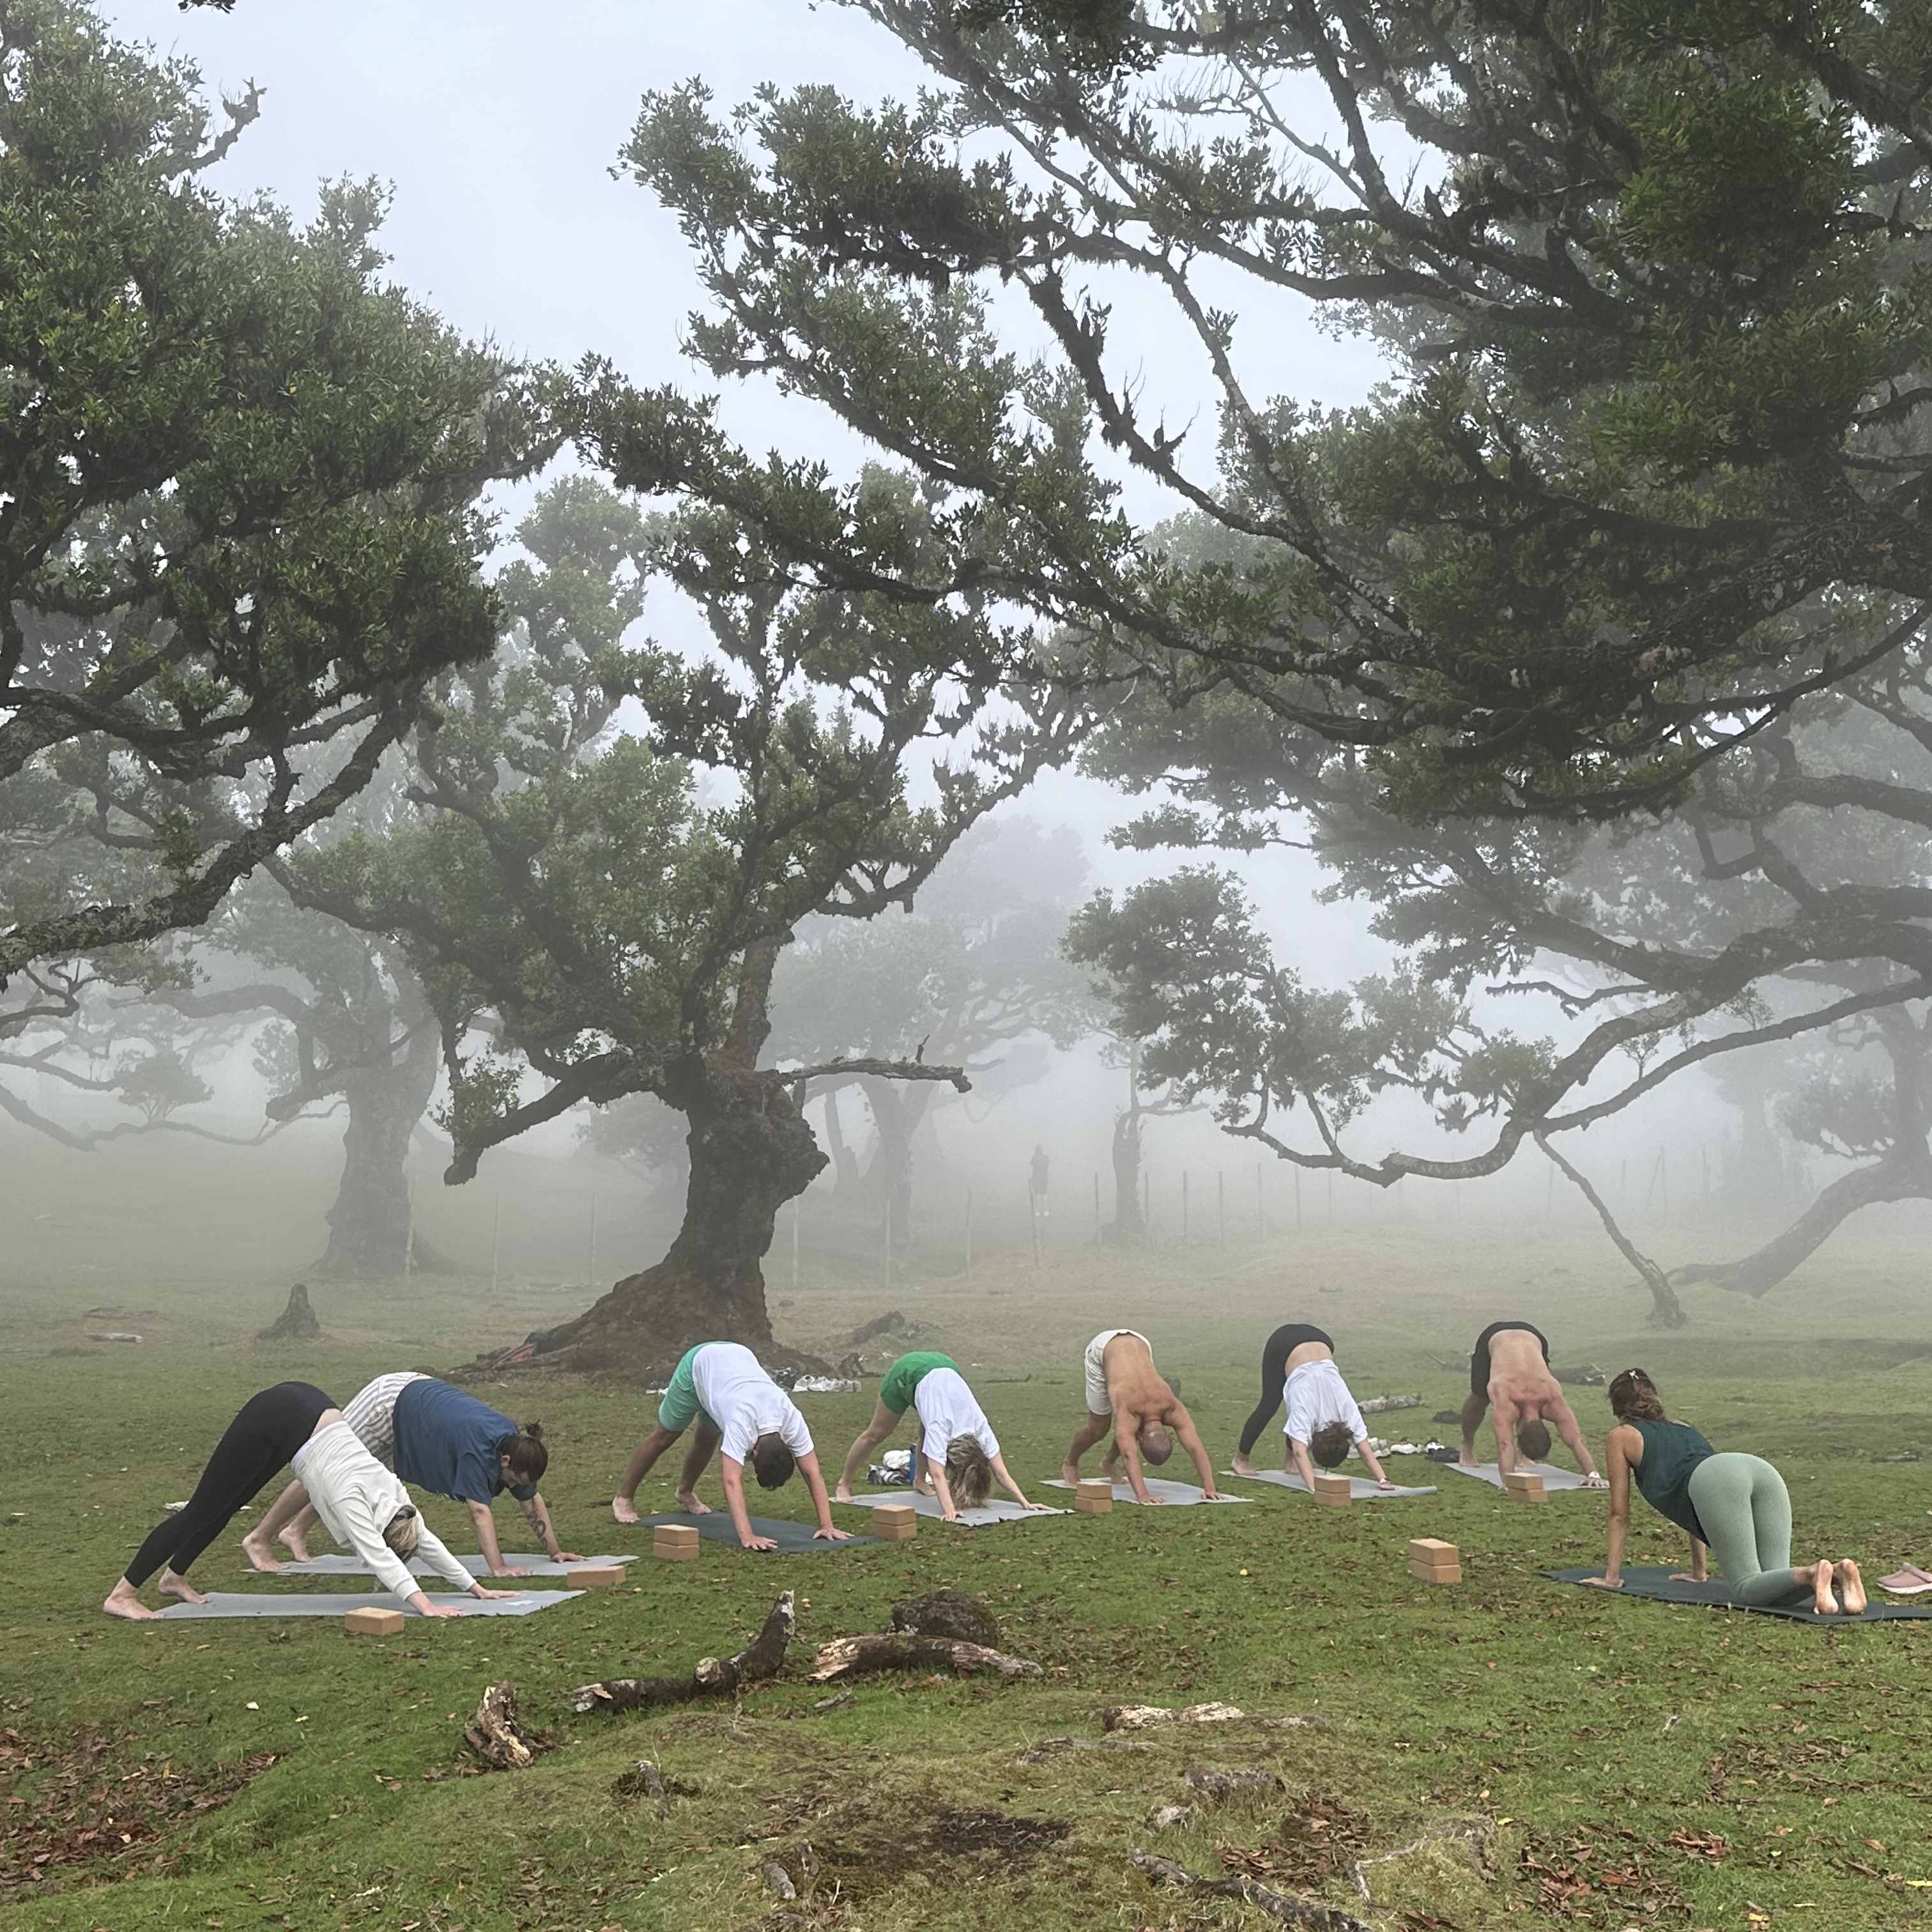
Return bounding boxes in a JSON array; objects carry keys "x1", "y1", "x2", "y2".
[
  {"x1": 1131, "y1": 1851, "x2": 1372, "y2": 1931},
  {"x1": 807, "y1": 1634, "x2": 1040, "y2": 1683},
  {"x1": 1103, "y1": 1701, "x2": 1245, "y2": 1731},
  {"x1": 463, "y1": 1682, "x2": 551, "y2": 1770},
  {"x1": 571, "y1": 1590, "x2": 795, "y2": 1715},
  {"x1": 1355, "y1": 1393, "x2": 1420, "y2": 1414},
  {"x1": 1184, "y1": 1768, "x2": 1285, "y2": 1798}
]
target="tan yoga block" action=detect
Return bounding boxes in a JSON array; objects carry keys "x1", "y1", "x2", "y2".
[
  {"x1": 1409, "y1": 1537, "x2": 1459, "y2": 1565},
  {"x1": 1504, "y1": 1473, "x2": 1546, "y2": 1503},
  {"x1": 1073, "y1": 1491, "x2": 1113, "y2": 1515},
  {"x1": 654, "y1": 1525, "x2": 701, "y2": 1561},
  {"x1": 1077, "y1": 1478, "x2": 1113, "y2": 1500},
  {"x1": 872, "y1": 1520, "x2": 919, "y2": 1542},
  {"x1": 872, "y1": 1504, "x2": 918, "y2": 1534},
  {"x1": 567, "y1": 1565, "x2": 623, "y2": 1588},
  {"x1": 1409, "y1": 1558, "x2": 1462, "y2": 1584},
  {"x1": 344, "y1": 1606, "x2": 405, "y2": 1636},
  {"x1": 1311, "y1": 1473, "x2": 1351, "y2": 1506}
]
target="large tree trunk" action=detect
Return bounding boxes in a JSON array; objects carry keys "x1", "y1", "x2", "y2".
[
  {"x1": 864, "y1": 1082, "x2": 924, "y2": 1257},
  {"x1": 1669, "y1": 1155, "x2": 1932, "y2": 1297},
  {"x1": 821, "y1": 1080, "x2": 862, "y2": 1194},
  {"x1": 319, "y1": 1012, "x2": 448, "y2": 1274},
  {"x1": 1107, "y1": 1110, "x2": 1145, "y2": 1242}
]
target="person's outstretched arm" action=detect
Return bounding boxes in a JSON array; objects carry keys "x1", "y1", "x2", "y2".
[
  {"x1": 719, "y1": 1457, "x2": 774, "y2": 1551},
  {"x1": 991, "y1": 1453, "x2": 1046, "y2": 1510},
  {"x1": 1675, "y1": 1535, "x2": 1708, "y2": 1583},
  {"x1": 930, "y1": 1463, "x2": 959, "y2": 1521},
  {"x1": 1113, "y1": 1418, "x2": 1155, "y2": 1503},
  {"x1": 797, "y1": 1451, "x2": 850, "y2": 1540},
  {"x1": 519, "y1": 1491, "x2": 580, "y2": 1564},
  {"x1": 1354, "y1": 1437, "x2": 1395, "y2": 1487},
  {"x1": 1550, "y1": 1398, "x2": 1606, "y2": 1483},
  {"x1": 1171, "y1": 1411, "x2": 1220, "y2": 1500},
  {"x1": 415, "y1": 1521, "x2": 520, "y2": 1604},
  {"x1": 465, "y1": 1498, "x2": 530, "y2": 1576},
  {"x1": 1490, "y1": 1393, "x2": 1522, "y2": 1478},
  {"x1": 1584, "y1": 1430, "x2": 1635, "y2": 1587},
  {"x1": 1288, "y1": 1436, "x2": 1320, "y2": 1489}
]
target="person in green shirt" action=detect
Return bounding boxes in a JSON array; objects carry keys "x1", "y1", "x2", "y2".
[
  {"x1": 834, "y1": 1351, "x2": 1046, "y2": 1521},
  {"x1": 1586, "y1": 1368, "x2": 1866, "y2": 1614}
]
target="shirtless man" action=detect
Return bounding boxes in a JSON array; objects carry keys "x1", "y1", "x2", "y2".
[
  {"x1": 1062, "y1": 1328, "x2": 1221, "y2": 1505},
  {"x1": 1460, "y1": 1319, "x2": 1607, "y2": 1486}
]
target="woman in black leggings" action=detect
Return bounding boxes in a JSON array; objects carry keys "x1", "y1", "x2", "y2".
[{"x1": 105, "y1": 1382, "x2": 337, "y2": 1621}]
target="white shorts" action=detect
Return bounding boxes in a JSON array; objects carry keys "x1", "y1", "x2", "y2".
[
  {"x1": 1084, "y1": 1330, "x2": 1151, "y2": 1416},
  {"x1": 340, "y1": 1372, "x2": 431, "y2": 1465}
]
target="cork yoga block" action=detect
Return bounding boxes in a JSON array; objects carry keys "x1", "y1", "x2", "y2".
[
  {"x1": 1408, "y1": 1538, "x2": 1460, "y2": 1567},
  {"x1": 1076, "y1": 1479, "x2": 1113, "y2": 1501},
  {"x1": 1311, "y1": 1473, "x2": 1352, "y2": 1506},
  {"x1": 654, "y1": 1525, "x2": 700, "y2": 1562},
  {"x1": 1408, "y1": 1559, "x2": 1462, "y2": 1584},
  {"x1": 566, "y1": 1565, "x2": 623, "y2": 1589},
  {"x1": 344, "y1": 1607, "x2": 405, "y2": 1636},
  {"x1": 1504, "y1": 1473, "x2": 1546, "y2": 1503}
]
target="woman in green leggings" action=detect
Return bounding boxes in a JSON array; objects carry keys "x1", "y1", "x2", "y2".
[{"x1": 1586, "y1": 1369, "x2": 1866, "y2": 1614}]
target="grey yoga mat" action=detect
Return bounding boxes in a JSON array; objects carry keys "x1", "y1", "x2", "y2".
[
  {"x1": 1224, "y1": 1469, "x2": 1436, "y2": 1499},
  {"x1": 634, "y1": 1512, "x2": 877, "y2": 1552},
  {"x1": 838, "y1": 1491, "x2": 1066, "y2": 1528},
  {"x1": 1543, "y1": 1567, "x2": 1932, "y2": 1625},
  {"x1": 1441, "y1": 1460, "x2": 1600, "y2": 1493},
  {"x1": 275, "y1": 1552, "x2": 636, "y2": 1579},
  {"x1": 1043, "y1": 1478, "x2": 1248, "y2": 1506},
  {"x1": 157, "y1": 1590, "x2": 581, "y2": 1620}
]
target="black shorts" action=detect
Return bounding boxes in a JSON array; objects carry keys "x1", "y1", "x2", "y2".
[{"x1": 1470, "y1": 1321, "x2": 1548, "y2": 1397}]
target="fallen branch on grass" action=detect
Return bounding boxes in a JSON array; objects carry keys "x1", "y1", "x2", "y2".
[
  {"x1": 806, "y1": 1634, "x2": 1041, "y2": 1683},
  {"x1": 1356, "y1": 1393, "x2": 1421, "y2": 1414},
  {"x1": 1103, "y1": 1701, "x2": 1245, "y2": 1732},
  {"x1": 1131, "y1": 1851, "x2": 1373, "y2": 1931},
  {"x1": 570, "y1": 1591, "x2": 795, "y2": 1714},
  {"x1": 464, "y1": 1682, "x2": 551, "y2": 1770}
]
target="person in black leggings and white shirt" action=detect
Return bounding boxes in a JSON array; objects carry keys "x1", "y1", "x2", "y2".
[
  {"x1": 1230, "y1": 1324, "x2": 1398, "y2": 1489},
  {"x1": 103, "y1": 1382, "x2": 520, "y2": 1621}
]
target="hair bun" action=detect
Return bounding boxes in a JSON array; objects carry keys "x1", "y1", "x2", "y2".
[{"x1": 522, "y1": 1422, "x2": 544, "y2": 1441}]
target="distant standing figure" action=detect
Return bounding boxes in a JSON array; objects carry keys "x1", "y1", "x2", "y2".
[
  {"x1": 1029, "y1": 1144, "x2": 1050, "y2": 1218},
  {"x1": 1230, "y1": 1322, "x2": 1398, "y2": 1490},
  {"x1": 610, "y1": 1342, "x2": 850, "y2": 1552},
  {"x1": 1586, "y1": 1368, "x2": 1865, "y2": 1614}
]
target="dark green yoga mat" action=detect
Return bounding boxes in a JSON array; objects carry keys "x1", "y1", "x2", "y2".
[
  {"x1": 1544, "y1": 1566, "x2": 1932, "y2": 1623},
  {"x1": 638, "y1": 1512, "x2": 876, "y2": 1552}
]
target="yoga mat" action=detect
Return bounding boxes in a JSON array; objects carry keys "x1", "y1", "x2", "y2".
[
  {"x1": 276, "y1": 1552, "x2": 636, "y2": 1579},
  {"x1": 838, "y1": 1492, "x2": 1066, "y2": 1528},
  {"x1": 1225, "y1": 1470, "x2": 1436, "y2": 1500},
  {"x1": 1043, "y1": 1478, "x2": 1248, "y2": 1506},
  {"x1": 634, "y1": 1512, "x2": 877, "y2": 1552},
  {"x1": 157, "y1": 1590, "x2": 581, "y2": 1620},
  {"x1": 1442, "y1": 1460, "x2": 1601, "y2": 1493},
  {"x1": 1543, "y1": 1568, "x2": 1932, "y2": 1625}
]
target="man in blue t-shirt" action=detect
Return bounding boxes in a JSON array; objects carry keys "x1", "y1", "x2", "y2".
[{"x1": 243, "y1": 1372, "x2": 578, "y2": 1577}]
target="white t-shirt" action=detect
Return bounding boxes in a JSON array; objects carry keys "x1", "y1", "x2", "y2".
[
  {"x1": 693, "y1": 1342, "x2": 815, "y2": 1465},
  {"x1": 293, "y1": 1420, "x2": 475, "y2": 1602},
  {"x1": 1283, "y1": 1358, "x2": 1367, "y2": 1448},
  {"x1": 913, "y1": 1367, "x2": 999, "y2": 1467}
]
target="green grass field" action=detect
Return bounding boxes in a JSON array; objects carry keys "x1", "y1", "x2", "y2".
[{"x1": 5, "y1": 1132, "x2": 1932, "y2": 1931}]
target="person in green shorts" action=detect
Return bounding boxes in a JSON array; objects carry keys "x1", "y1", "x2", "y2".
[
  {"x1": 1585, "y1": 1368, "x2": 1866, "y2": 1614},
  {"x1": 834, "y1": 1351, "x2": 1048, "y2": 1521},
  {"x1": 611, "y1": 1342, "x2": 848, "y2": 1552}
]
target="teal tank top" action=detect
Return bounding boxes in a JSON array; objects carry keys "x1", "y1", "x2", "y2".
[{"x1": 1631, "y1": 1418, "x2": 1714, "y2": 1544}]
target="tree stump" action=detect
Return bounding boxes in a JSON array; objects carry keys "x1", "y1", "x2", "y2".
[
  {"x1": 257, "y1": 1282, "x2": 321, "y2": 1342},
  {"x1": 463, "y1": 1682, "x2": 550, "y2": 1770},
  {"x1": 571, "y1": 1590, "x2": 795, "y2": 1714},
  {"x1": 888, "y1": 1588, "x2": 999, "y2": 1646}
]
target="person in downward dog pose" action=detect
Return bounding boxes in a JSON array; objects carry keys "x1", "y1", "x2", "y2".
[
  {"x1": 1063, "y1": 1328, "x2": 1221, "y2": 1505},
  {"x1": 834, "y1": 1351, "x2": 1049, "y2": 1521},
  {"x1": 1230, "y1": 1323, "x2": 1398, "y2": 1490},
  {"x1": 610, "y1": 1341, "x2": 850, "y2": 1552},
  {"x1": 1460, "y1": 1319, "x2": 1608, "y2": 1485},
  {"x1": 244, "y1": 1372, "x2": 576, "y2": 1577},
  {"x1": 1585, "y1": 1368, "x2": 1866, "y2": 1614},
  {"x1": 104, "y1": 1381, "x2": 519, "y2": 1621}
]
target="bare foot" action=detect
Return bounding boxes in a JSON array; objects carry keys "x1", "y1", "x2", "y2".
[
  {"x1": 1230, "y1": 1455, "x2": 1258, "y2": 1478},
  {"x1": 102, "y1": 1581, "x2": 162, "y2": 1622},
  {"x1": 240, "y1": 1529, "x2": 283, "y2": 1574},
  {"x1": 675, "y1": 1490, "x2": 712, "y2": 1515},
  {"x1": 157, "y1": 1571, "x2": 207, "y2": 1607},
  {"x1": 1060, "y1": 1462, "x2": 1082, "y2": 1488},
  {"x1": 1811, "y1": 1558, "x2": 1840, "y2": 1616},
  {"x1": 611, "y1": 1496, "x2": 641, "y2": 1526},
  {"x1": 834, "y1": 1483, "x2": 854, "y2": 1504},
  {"x1": 1837, "y1": 1559, "x2": 1867, "y2": 1616},
  {"x1": 278, "y1": 1529, "x2": 311, "y2": 1563}
]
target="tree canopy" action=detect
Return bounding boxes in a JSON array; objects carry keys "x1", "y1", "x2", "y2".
[{"x1": 0, "y1": 0, "x2": 564, "y2": 1036}]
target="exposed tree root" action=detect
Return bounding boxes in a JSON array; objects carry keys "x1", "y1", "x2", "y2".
[
  {"x1": 1131, "y1": 1851, "x2": 1373, "y2": 1931},
  {"x1": 463, "y1": 1682, "x2": 551, "y2": 1770},
  {"x1": 571, "y1": 1591, "x2": 795, "y2": 1714},
  {"x1": 806, "y1": 1634, "x2": 1041, "y2": 1683}
]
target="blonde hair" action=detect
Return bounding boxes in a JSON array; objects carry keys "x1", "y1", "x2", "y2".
[
  {"x1": 383, "y1": 1505, "x2": 421, "y2": 1556},
  {"x1": 946, "y1": 1436, "x2": 994, "y2": 1510}
]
